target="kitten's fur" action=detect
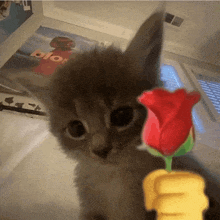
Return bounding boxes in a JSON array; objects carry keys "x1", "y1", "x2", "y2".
[{"x1": 18, "y1": 5, "x2": 220, "y2": 220}]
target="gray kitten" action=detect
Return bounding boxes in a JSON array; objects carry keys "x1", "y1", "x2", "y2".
[{"x1": 17, "y1": 6, "x2": 220, "y2": 220}]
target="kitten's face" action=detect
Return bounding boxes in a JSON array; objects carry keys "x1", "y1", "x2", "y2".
[
  {"x1": 16, "y1": 10, "x2": 164, "y2": 165},
  {"x1": 45, "y1": 10, "x2": 164, "y2": 165},
  {"x1": 48, "y1": 48, "x2": 150, "y2": 164}
]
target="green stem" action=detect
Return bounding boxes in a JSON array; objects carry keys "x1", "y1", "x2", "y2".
[{"x1": 164, "y1": 156, "x2": 173, "y2": 172}]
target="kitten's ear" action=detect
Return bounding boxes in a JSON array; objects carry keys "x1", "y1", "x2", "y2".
[{"x1": 124, "y1": 3, "x2": 165, "y2": 87}]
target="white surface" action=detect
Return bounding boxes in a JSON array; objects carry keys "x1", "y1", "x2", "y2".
[
  {"x1": 0, "y1": 111, "x2": 80, "y2": 220},
  {"x1": 0, "y1": 136, "x2": 80, "y2": 220},
  {"x1": 0, "y1": 112, "x2": 48, "y2": 180}
]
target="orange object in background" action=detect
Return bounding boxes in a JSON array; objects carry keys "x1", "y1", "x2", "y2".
[
  {"x1": 143, "y1": 169, "x2": 209, "y2": 220},
  {"x1": 32, "y1": 37, "x2": 75, "y2": 76}
]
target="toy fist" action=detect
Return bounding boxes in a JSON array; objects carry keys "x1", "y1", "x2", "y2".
[{"x1": 143, "y1": 169, "x2": 209, "y2": 220}]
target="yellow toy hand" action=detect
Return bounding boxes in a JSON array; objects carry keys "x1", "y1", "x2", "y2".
[{"x1": 143, "y1": 169, "x2": 209, "y2": 220}]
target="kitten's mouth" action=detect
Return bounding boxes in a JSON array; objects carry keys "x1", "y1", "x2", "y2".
[
  {"x1": 91, "y1": 149, "x2": 109, "y2": 159},
  {"x1": 90, "y1": 153, "x2": 109, "y2": 164},
  {"x1": 90, "y1": 138, "x2": 142, "y2": 164},
  {"x1": 89, "y1": 147, "x2": 121, "y2": 164}
]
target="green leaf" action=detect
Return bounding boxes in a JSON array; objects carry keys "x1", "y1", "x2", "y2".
[
  {"x1": 142, "y1": 132, "x2": 194, "y2": 159},
  {"x1": 145, "y1": 145, "x2": 164, "y2": 157},
  {"x1": 173, "y1": 133, "x2": 194, "y2": 157}
]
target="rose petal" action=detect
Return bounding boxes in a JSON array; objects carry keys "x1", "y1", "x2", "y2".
[
  {"x1": 139, "y1": 88, "x2": 201, "y2": 156},
  {"x1": 139, "y1": 89, "x2": 187, "y2": 127},
  {"x1": 142, "y1": 109, "x2": 160, "y2": 149},
  {"x1": 159, "y1": 118, "x2": 192, "y2": 155},
  {"x1": 187, "y1": 91, "x2": 201, "y2": 105}
]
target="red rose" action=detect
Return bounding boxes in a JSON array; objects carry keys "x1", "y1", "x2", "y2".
[{"x1": 138, "y1": 88, "x2": 200, "y2": 156}]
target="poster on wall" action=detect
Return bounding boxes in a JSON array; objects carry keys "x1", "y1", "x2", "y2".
[
  {"x1": 0, "y1": 0, "x2": 33, "y2": 44},
  {"x1": 0, "y1": 25, "x2": 100, "y2": 116}
]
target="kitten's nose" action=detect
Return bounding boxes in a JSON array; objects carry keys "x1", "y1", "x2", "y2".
[
  {"x1": 92, "y1": 148, "x2": 111, "y2": 159},
  {"x1": 91, "y1": 133, "x2": 112, "y2": 159}
]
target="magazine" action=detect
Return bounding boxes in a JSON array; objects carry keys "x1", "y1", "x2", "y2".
[{"x1": 0, "y1": 26, "x2": 99, "y2": 116}]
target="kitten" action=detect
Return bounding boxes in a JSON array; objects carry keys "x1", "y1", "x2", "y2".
[{"x1": 17, "y1": 5, "x2": 220, "y2": 220}]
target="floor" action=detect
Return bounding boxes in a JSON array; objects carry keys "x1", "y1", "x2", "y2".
[
  {"x1": 0, "y1": 93, "x2": 220, "y2": 220},
  {"x1": 0, "y1": 94, "x2": 80, "y2": 220}
]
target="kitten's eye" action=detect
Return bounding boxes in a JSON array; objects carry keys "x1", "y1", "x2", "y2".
[
  {"x1": 66, "y1": 120, "x2": 86, "y2": 139},
  {"x1": 111, "y1": 106, "x2": 133, "y2": 127}
]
